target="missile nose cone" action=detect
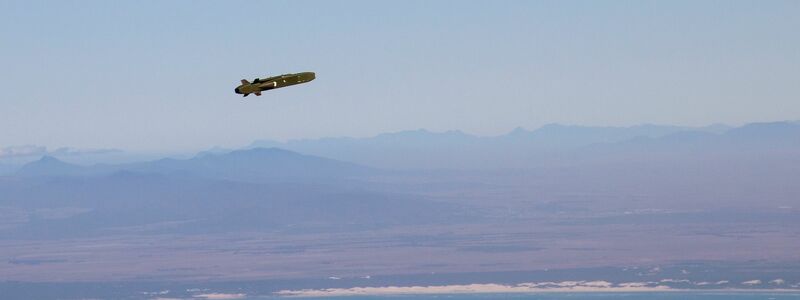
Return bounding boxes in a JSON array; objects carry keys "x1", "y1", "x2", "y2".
[{"x1": 234, "y1": 87, "x2": 240, "y2": 94}]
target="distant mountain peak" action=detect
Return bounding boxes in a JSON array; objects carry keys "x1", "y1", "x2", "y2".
[
  {"x1": 37, "y1": 155, "x2": 61, "y2": 162},
  {"x1": 16, "y1": 155, "x2": 84, "y2": 177},
  {"x1": 537, "y1": 123, "x2": 569, "y2": 130},
  {"x1": 224, "y1": 147, "x2": 300, "y2": 157},
  {"x1": 508, "y1": 127, "x2": 530, "y2": 136},
  {"x1": 195, "y1": 146, "x2": 234, "y2": 158},
  {"x1": 726, "y1": 121, "x2": 800, "y2": 139},
  {"x1": 122, "y1": 147, "x2": 372, "y2": 182}
]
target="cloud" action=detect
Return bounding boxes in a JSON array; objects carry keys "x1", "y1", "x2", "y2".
[
  {"x1": 0, "y1": 145, "x2": 121, "y2": 159},
  {"x1": 519, "y1": 281, "x2": 614, "y2": 288},
  {"x1": 660, "y1": 279, "x2": 690, "y2": 283},
  {"x1": 618, "y1": 282, "x2": 651, "y2": 288},
  {"x1": 193, "y1": 293, "x2": 246, "y2": 299},
  {"x1": 742, "y1": 280, "x2": 762, "y2": 285},
  {"x1": 0, "y1": 145, "x2": 46, "y2": 158}
]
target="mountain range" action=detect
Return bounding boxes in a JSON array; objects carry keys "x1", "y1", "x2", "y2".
[
  {"x1": 15, "y1": 147, "x2": 373, "y2": 181},
  {"x1": 5, "y1": 121, "x2": 798, "y2": 172},
  {"x1": 247, "y1": 121, "x2": 799, "y2": 169},
  {"x1": 1, "y1": 148, "x2": 455, "y2": 238}
]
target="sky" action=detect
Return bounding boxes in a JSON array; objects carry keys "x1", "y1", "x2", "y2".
[{"x1": 1, "y1": 0, "x2": 799, "y2": 152}]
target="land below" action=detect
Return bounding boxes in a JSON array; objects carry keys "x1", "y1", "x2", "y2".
[{"x1": 1, "y1": 122, "x2": 799, "y2": 299}]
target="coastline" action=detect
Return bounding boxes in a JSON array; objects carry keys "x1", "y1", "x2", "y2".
[{"x1": 276, "y1": 282, "x2": 800, "y2": 297}]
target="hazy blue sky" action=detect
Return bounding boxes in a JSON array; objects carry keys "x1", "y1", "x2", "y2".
[{"x1": 1, "y1": 0, "x2": 799, "y2": 151}]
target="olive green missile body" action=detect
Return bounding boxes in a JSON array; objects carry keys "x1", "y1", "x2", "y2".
[{"x1": 234, "y1": 72, "x2": 315, "y2": 97}]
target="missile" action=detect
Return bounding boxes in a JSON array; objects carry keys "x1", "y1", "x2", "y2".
[{"x1": 234, "y1": 72, "x2": 315, "y2": 97}]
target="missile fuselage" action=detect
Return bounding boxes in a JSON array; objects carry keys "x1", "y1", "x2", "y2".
[{"x1": 235, "y1": 72, "x2": 315, "y2": 97}]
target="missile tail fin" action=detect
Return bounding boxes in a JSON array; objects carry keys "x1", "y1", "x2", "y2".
[{"x1": 241, "y1": 79, "x2": 250, "y2": 85}]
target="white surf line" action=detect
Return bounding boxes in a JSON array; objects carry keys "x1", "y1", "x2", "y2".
[
  {"x1": 275, "y1": 282, "x2": 800, "y2": 297},
  {"x1": 275, "y1": 282, "x2": 675, "y2": 297}
]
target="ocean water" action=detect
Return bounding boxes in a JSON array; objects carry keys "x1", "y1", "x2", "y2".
[{"x1": 278, "y1": 293, "x2": 800, "y2": 300}]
